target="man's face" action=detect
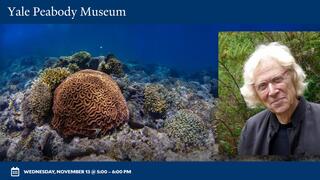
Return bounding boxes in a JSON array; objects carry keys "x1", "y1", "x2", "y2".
[{"x1": 253, "y1": 60, "x2": 298, "y2": 115}]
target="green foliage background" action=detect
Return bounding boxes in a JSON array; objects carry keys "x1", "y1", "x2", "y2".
[{"x1": 217, "y1": 32, "x2": 320, "y2": 156}]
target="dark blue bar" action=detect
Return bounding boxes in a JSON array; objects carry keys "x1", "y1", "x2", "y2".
[
  {"x1": 1, "y1": 162, "x2": 320, "y2": 179},
  {"x1": 1, "y1": 0, "x2": 320, "y2": 23}
]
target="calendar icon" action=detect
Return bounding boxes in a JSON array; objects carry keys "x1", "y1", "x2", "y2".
[{"x1": 11, "y1": 167, "x2": 20, "y2": 177}]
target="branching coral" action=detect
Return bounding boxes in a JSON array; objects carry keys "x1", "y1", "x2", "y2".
[
  {"x1": 38, "y1": 67, "x2": 71, "y2": 91},
  {"x1": 164, "y1": 109, "x2": 208, "y2": 151},
  {"x1": 51, "y1": 69, "x2": 129, "y2": 139}
]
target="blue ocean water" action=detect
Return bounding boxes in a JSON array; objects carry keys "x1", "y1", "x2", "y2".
[{"x1": 0, "y1": 24, "x2": 217, "y2": 76}]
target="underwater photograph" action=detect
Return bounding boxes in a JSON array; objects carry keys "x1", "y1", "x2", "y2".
[{"x1": 0, "y1": 24, "x2": 218, "y2": 161}]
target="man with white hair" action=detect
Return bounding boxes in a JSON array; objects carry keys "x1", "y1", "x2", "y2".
[{"x1": 238, "y1": 42, "x2": 320, "y2": 156}]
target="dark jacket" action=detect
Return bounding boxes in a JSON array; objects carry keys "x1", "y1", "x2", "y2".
[{"x1": 239, "y1": 97, "x2": 320, "y2": 156}]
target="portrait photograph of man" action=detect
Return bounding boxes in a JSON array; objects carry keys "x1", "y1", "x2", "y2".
[
  {"x1": 217, "y1": 32, "x2": 320, "y2": 158},
  {"x1": 239, "y1": 42, "x2": 320, "y2": 156}
]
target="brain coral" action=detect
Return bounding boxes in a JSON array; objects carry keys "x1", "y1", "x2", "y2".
[{"x1": 51, "y1": 69, "x2": 129, "y2": 139}]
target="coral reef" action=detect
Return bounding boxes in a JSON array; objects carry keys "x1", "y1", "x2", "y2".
[
  {"x1": 21, "y1": 80, "x2": 52, "y2": 127},
  {"x1": 0, "y1": 52, "x2": 218, "y2": 161},
  {"x1": 71, "y1": 51, "x2": 91, "y2": 62},
  {"x1": 126, "y1": 83, "x2": 146, "y2": 129},
  {"x1": 70, "y1": 51, "x2": 92, "y2": 69},
  {"x1": 0, "y1": 92, "x2": 24, "y2": 132},
  {"x1": 1, "y1": 66, "x2": 39, "y2": 94},
  {"x1": 98, "y1": 54, "x2": 125, "y2": 77},
  {"x1": 53, "y1": 56, "x2": 72, "y2": 68},
  {"x1": 0, "y1": 96, "x2": 9, "y2": 111},
  {"x1": 38, "y1": 67, "x2": 71, "y2": 90},
  {"x1": 144, "y1": 84, "x2": 168, "y2": 118},
  {"x1": 164, "y1": 109, "x2": 210, "y2": 152},
  {"x1": 87, "y1": 56, "x2": 102, "y2": 70},
  {"x1": 106, "y1": 124, "x2": 174, "y2": 161},
  {"x1": 0, "y1": 123, "x2": 218, "y2": 161},
  {"x1": 0, "y1": 131, "x2": 10, "y2": 160},
  {"x1": 97, "y1": 61, "x2": 107, "y2": 72},
  {"x1": 43, "y1": 57, "x2": 59, "y2": 68},
  {"x1": 4, "y1": 125, "x2": 65, "y2": 161},
  {"x1": 53, "y1": 51, "x2": 93, "y2": 70},
  {"x1": 51, "y1": 69, "x2": 129, "y2": 139},
  {"x1": 67, "y1": 63, "x2": 80, "y2": 73}
]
